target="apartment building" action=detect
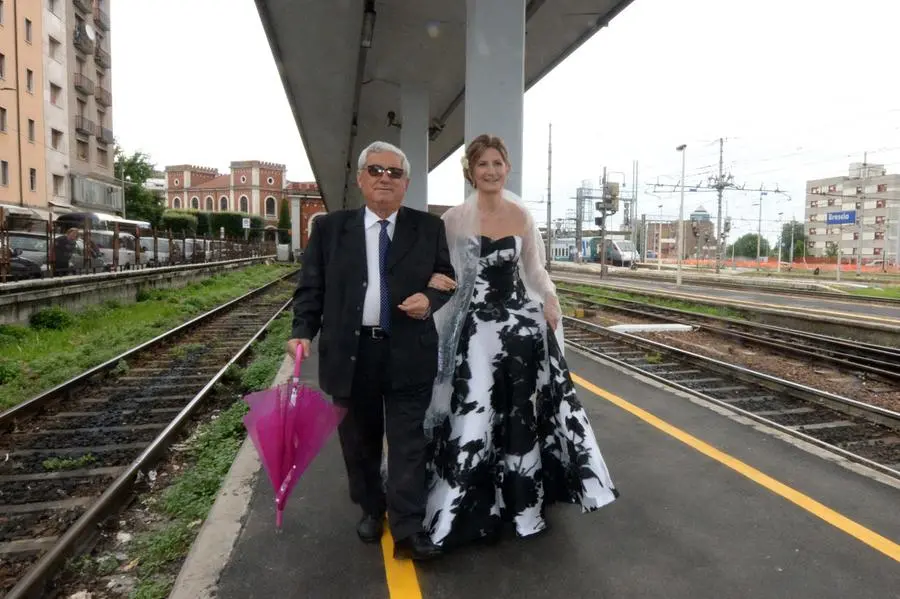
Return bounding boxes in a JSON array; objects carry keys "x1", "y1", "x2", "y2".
[
  {"x1": 642, "y1": 206, "x2": 715, "y2": 260},
  {"x1": 0, "y1": 0, "x2": 120, "y2": 219},
  {"x1": 68, "y1": 0, "x2": 119, "y2": 214},
  {"x1": 0, "y1": 0, "x2": 48, "y2": 210},
  {"x1": 805, "y1": 162, "x2": 900, "y2": 264}
]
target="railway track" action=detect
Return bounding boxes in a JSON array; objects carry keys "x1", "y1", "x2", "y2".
[
  {"x1": 0, "y1": 268, "x2": 299, "y2": 599},
  {"x1": 606, "y1": 271, "x2": 900, "y2": 307},
  {"x1": 559, "y1": 287, "x2": 900, "y2": 383},
  {"x1": 564, "y1": 317, "x2": 900, "y2": 481}
]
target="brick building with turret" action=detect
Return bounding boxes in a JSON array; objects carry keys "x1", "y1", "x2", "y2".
[
  {"x1": 163, "y1": 161, "x2": 325, "y2": 247},
  {"x1": 165, "y1": 161, "x2": 288, "y2": 222}
]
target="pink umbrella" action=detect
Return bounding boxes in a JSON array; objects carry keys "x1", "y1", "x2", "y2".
[{"x1": 243, "y1": 346, "x2": 346, "y2": 529}]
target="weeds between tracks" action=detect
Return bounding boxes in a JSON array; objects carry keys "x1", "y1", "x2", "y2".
[{"x1": 55, "y1": 312, "x2": 294, "y2": 599}]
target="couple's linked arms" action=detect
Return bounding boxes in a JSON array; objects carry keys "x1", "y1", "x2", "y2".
[{"x1": 287, "y1": 218, "x2": 457, "y2": 359}]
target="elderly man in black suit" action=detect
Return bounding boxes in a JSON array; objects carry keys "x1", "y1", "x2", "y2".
[{"x1": 287, "y1": 141, "x2": 456, "y2": 561}]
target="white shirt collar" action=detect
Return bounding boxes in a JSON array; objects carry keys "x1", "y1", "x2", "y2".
[{"x1": 364, "y1": 207, "x2": 398, "y2": 229}]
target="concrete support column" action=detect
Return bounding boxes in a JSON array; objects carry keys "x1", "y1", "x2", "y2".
[
  {"x1": 290, "y1": 195, "x2": 301, "y2": 256},
  {"x1": 464, "y1": 0, "x2": 526, "y2": 196},
  {"x1": 400, "y1": 84, "x2": 429, "y2": 211}
]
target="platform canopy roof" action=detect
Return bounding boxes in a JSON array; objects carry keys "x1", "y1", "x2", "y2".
[{"x1": 255, "y1": 0, "x2": 635, "y2": 211}]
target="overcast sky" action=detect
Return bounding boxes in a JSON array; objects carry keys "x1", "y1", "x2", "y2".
[{"x1": 111, "y1": 0, "x2": 900, "y2": 244}]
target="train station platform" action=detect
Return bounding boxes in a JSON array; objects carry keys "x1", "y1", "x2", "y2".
[{"x1": 169, "y1": 343, "x2": 900, "y2": 599}]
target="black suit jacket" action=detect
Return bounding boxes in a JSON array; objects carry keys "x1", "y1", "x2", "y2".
[{"x1": 291, "y1": 206, "x2": 456, "y2": 398}]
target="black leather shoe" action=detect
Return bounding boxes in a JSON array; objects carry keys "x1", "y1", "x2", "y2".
[
  {"x1": 357, "y1": 514, "x2": 383, "y2": 543},
  {"x1": 393, "y1": 532, "x2": 442, "y2": 561}
]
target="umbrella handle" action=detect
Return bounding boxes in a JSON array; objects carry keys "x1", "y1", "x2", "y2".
[{"x1": 294, "y1": 344, "x2": 304, "y2": 381}]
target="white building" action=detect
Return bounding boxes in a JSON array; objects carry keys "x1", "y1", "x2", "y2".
[{"x1": 805, "y1": 163, "x2": 900, "y2": 264}]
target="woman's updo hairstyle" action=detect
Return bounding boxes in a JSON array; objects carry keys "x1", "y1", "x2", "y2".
[{"x1": 462, "y1": 134, "x2": 512, "y2": 188}]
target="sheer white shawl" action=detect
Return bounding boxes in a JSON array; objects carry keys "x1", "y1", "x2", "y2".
[{"x1": 425, "y1": 189, "x2": 564, "y2": 439}]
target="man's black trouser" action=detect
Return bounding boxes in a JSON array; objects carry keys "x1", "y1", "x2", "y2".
[{"x1": 334, "y1": 331, "x2": 430, "y2": 542}]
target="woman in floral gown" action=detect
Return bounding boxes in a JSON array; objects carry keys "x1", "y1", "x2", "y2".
[{"x1": 424, "y1": 134, "x2": 618, "y2": 550}]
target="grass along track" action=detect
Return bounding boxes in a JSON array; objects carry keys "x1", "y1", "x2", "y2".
[
  {"x1": 0, "y1": 271, "x2": 297, "y2": 598},
  {"x1": 0, "y1": 263, "x2": 296, "y2": 412},
  {"x1": 51, "y1": 313, "x2": 294, "y2": 599}
]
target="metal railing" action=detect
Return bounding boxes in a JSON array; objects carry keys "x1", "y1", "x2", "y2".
[
  {"x1": 73, "y1": 73, "x2": 95, "y2": 95},
  {"x1": 95, "y1": 85, "x2": 112, "y2": 106},
  {"x1": 94, "y1": 47, "x2": 111, "y2": 68},
  {"x1": 93, "y1": 6, "x2": 110, "y2": 31},
  {"x1": 75, "y1": 115, "x2": 95, "y2": 135}
]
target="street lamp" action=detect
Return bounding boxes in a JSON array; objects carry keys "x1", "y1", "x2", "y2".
[{"x1": 676, "y1": 144, "x2": 687, "y2": 286}]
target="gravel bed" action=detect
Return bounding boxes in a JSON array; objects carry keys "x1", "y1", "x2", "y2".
[
  {"x1": 0, "y1": 507, "x2": 85, "y2": 544},
  {"x1": 11, "y1": 428, "x2": 160, "y2": 451},
  {"x1": 1, "y1": 448, "x2": 143, "y2": 476},
  {"x1": 48, "y1": 410, "x2": 175, "y2": 430},
  {"x1": 0, "y1": 553, "x2": 42, "y2": 596},
  {"x1": 634, "y1": 329, "x2": 900, "y2": 413},
  {"x1": 0, "y1": 474, "x2": 116, "y2": 506}
]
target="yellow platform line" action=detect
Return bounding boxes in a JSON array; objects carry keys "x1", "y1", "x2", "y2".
[
  {"x1": 571, "y1": 372, "x2": 900, "y2": 564},
  {"x1": 381, "y1": 524, "x2": 423, "y2": 599}
]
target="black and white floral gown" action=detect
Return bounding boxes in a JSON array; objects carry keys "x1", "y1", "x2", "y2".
[{"x1": 425, "y1": 235, "x2": 618, "y2": 549}]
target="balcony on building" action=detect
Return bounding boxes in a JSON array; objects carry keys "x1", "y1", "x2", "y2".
[
  {"x1": 73, "y1": 22, "x2": 95, "y2": 54},
  {"x1": 97, "y1": 127, "x2": 114, "y2": 145},
  {"x1": 75, "y1": 115, "x2": 96, "y2": 136},
  {"x1": 95, "y1": 86, "x2": 111, "y2": 107},
  {"x1": 93, "y1": 6, "x2": 110, "y2": 31},
  {"x1": 94, "y1": 46, "x2": 111, "y2": 69},
  {"x1": 74, "y1": 73, "x2": 95, "y2": 95},
  {"x1": 73, "y1": 0, "x2": 91, "y2": 13}
]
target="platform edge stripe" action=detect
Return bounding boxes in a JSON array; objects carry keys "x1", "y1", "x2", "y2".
[
  {"x1": 571, "y1": 372, "x2": 900, "y2": 564},
  {"x1": 380, "y1": 524, "x2": 423, "y2": 599}
]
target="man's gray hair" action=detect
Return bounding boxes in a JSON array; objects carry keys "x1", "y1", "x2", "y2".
[{"x1": 357, "y1": 141, "x2": 411, "y2": 177}]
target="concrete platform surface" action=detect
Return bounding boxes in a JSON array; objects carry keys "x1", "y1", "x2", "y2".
[{"x1": 175, "y1": 344, "x2": 900, "y2": 599}]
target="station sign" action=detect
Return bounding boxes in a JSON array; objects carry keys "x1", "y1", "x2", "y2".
[{"x1": 825, "y1": 210, "x2": 856, "y2": 225}]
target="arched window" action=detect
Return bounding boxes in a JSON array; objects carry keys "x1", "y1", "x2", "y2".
[
  {"x1": 173, "y1": 197, "x2": 181, "y2": 209},
  {"x1": 239, "y1": 195, "x2": 249, "y2": 213},
  {"x1": 265, "y1": 196, "x2": 277, "y2": 217},
  {"x1": 220, "y1": 196, "x2": 228, "y2": 211},
  {"x1": 205, "y1": 196, "x2": 213, "y2": 211},
  {"x1": 191, "y1": 196, "x2": 200, "y2": 210}
]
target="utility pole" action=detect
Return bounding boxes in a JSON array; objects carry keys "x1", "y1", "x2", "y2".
[
  {"x1": 545, "y1": 122, "x2": 552, "y2": 270},
  {"x1": 756, "y1": 192, "x2": 765, "y2": 269},
  {"x1": 704, "y1": 138, "x2": 736, "y2": 274},
  {"x1": 631, "y1": 160, "x2": 639, "y2": 248},
  {"x1": 676, "y1": 145, "x2": 687, "y2": 286},
  {"x1": 641, "y1": 213, "x2": 647, "y2": 260},
  {"x1": 714, "y1": 138, "x2": 725, "y2": 273},
  {"x1": 600, "y1": 167, "x2": 608, "y2": 277},
  {"x1": 789, "y1": 218, "x2": 795, "y2": 267},
  {"x1": 574, "y1": 185, "x2": 583, "y2": 264},
  {"x1": 857, "y1": 151, "x2": 867, "y2": 276}
]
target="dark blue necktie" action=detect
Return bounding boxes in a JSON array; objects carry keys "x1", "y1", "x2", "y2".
[{"x1": 379, "y1": 220, "x2": 391, "y2": 332}]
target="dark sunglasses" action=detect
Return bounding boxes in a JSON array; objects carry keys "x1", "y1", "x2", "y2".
[{"x1": 366, "y1": 164, "x2": 405, "y2": 179}]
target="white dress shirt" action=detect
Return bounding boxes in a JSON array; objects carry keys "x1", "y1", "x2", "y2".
[{"x1": 362, "y1": 207, "x2": 396, "y2": 326}]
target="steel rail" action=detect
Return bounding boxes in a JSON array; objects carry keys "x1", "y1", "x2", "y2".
[
  {"x1": 564, "y1": 316, "x2": 900, "y2": 482},
  {"x1": 4, "y1": 290, "x2": 295, "y2": 599},
  {"x1": 0, "y1": 267, "x2": 299, "y2": 429},
  {"x1": 558, "y1": 287, "x2": 900, "y2": 381}
]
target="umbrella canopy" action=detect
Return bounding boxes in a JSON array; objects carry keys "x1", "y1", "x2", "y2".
[{"x1": 243, "y1": 347, "x2": 346, "y2": 528}]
